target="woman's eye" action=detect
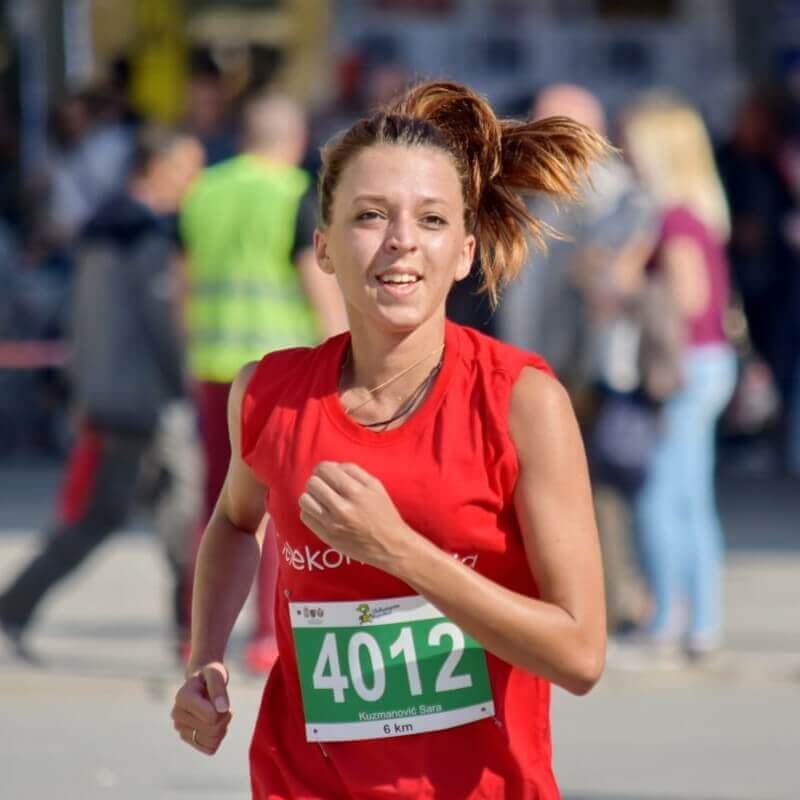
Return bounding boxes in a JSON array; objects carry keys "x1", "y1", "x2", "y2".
[
  {"x1": 422, "y1": 215, "x2": 447, "y2": 227},
  {"x1": 356, "y1": 210, "x2": 383, "y2": 221}
]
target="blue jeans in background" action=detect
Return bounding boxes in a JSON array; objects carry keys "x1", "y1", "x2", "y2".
[{"x1": 636, "y1": 344, "x2": 737, "y2": 647}]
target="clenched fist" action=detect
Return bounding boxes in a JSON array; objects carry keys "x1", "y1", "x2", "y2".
[
  {"x1": 298, "y1": 461, "x2": 422, "y2": 576},
  {"x1": 171, "y1": 662, "x2": 233, "y2": 756}
]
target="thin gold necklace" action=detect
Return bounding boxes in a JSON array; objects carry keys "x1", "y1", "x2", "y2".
[
  {"x1": 359, "y1": 358, "x2": 443, "y2": 429},
  {"x1": 342, "y1": 343, "x2": 445, "y2": 416}
]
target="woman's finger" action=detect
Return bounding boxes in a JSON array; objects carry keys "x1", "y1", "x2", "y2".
[
  {"x1": 305, "y1": 474, "x2": 347, "y2": 510},
  {"x1": 298, "y1": 490, "x2": 327, "y2": 517},
  {"x1": 315, "y1": 461, "x2": 363, "y2": 495},
  {"x1": 337, "y1": 462, "x2": 379, "y2": 487},
  {"x1": 173, "y1": 707, "x2": 231, "y2": 734},
  {"x1": 178, "y1": 725, "x2": 216, "y2": 755},
  {"x1": 299, "y1": 508, "x2": 329, "y2": 540},
  {"x1": 171, "y1": 707, "x2": 204, "y2": 729},
  {"x1": 174, "y1": 676, "x2": 219, "y2": 725}
]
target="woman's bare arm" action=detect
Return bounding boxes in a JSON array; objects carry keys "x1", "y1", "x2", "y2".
[
  {"x1": 172, "y1": 361, "x2": 267, "y2": 755},
  {"x1": 392, "y1": 370, "x2": 605, "y2": 694},
  {"x1": 187, "y1": 361, "x2": 267, "y2": 672}
]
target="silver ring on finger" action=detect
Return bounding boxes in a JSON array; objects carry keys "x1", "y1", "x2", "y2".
[{"x1": 192, "y1": 728, "x2": 198, "y2": 745}]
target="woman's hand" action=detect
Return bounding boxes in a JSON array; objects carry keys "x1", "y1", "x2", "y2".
[
  {"x1": 171, "y1": 662, "x2": 233, "y2": 756},
  {"x1": 299, "y1": 461, "x2": 420, "y2": 575}
]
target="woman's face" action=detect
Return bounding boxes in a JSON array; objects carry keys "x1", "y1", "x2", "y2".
[{"x1": 315, "y1": 145, "x2": 476, "y2": 335}]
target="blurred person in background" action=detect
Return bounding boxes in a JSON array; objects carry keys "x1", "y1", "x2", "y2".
[
  {"x1": 620, "y1": 96, "x2": 737, "y2": 662},
  {"x1": 106, "y1": 56, "x2": 145, "y2": 130},
  {"x1": 184, "y1": 49, "x2": 238, "y2": 166},
  {"x1": 305, "y1": 60, "x2": 411, "y2": 178},
  {"x1": 497, "y1": 84, "x2": 655, "y2": 634},
  {"x1": 0, "y1": 84, "x2": 20, "y2": 230},
  {"x1": 39, "y1": 88, "x2": 135, "y2": 250},
  {"x1": 771, "y1": 86, "x2": 800, "y2": 479},
  {"x1": 497, "y1": 84, "x2": 609, "y2": 393},
  {"x1": 717, "y1": 90, "x2": 794, "y2": 473},
  {"x1": 0, "y1": 126, "x2": 204, "y2": 661},
  {"x1": 9, "y1": 67, "x2": 144, "y2": 457},
  {"x1": 717, "y1": 91, "x2": 793, "y2": 377},
  {"x1": 180, "y1": 92, "x2": 347, "y2": 672}
]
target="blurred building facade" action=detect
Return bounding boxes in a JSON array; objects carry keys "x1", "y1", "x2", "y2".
[
  {"x1": 1, "y1": 0, "x2": 333, "y2": 176},
  {"x1": 335, "y1": 0, "x2": 743, "y2": 128},
  {"x1": 3, "y1": 1, "x2": 800, "y2": 151}
]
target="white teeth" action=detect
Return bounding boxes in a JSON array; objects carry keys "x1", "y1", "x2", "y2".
[{"x1": 379, "y1": 274, "x2": 419, "y2": 284}]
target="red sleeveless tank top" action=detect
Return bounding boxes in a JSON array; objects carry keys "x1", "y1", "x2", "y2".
[{"x1": 242, "y1": 320, "x2": 560, "y2": 800}]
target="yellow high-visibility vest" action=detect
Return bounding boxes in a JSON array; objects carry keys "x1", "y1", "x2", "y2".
[{"x1": 181, "y1": 155, "x2": 318, "y2": 383}]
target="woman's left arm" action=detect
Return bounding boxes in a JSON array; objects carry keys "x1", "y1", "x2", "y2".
[
  {"x1": 300, "y1": 368, "x2": 606, "y2": 695},
  {"x1": 400, "y1": 368, "x2": 605, "y2": 695}
]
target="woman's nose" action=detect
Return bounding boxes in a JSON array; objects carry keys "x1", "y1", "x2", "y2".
[{"x1": 385, "y1": 215, "x2": 417, "y2": 252}]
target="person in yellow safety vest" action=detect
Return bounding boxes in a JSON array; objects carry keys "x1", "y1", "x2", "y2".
[{"x1": 180, "y1": 93, "x2": 347, "y2": 672}]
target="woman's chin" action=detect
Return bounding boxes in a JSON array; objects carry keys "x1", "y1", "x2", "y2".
[
  {"x1": 370, "y1": 303, "x2": 430, "y2": 334},
  {"x1": 380, "y1": 313, "x2": 423, "y2": 334},
  {"x1": 350, "y1": 287, "x2": 445, "y2": 335}
]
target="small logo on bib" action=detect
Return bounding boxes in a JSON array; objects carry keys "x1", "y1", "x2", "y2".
[
  {"x1": 355, "y1": 602, "x2": 401, "y2": 625},
  {"x1": 297, "y1": 606, "x2": 326, "y2": 624}
]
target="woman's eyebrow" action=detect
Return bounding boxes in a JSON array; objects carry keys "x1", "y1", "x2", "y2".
[
  {"x1": 350, "y1": 194, "x2": 450, "y2": 207},
  {"x1": 351, "y1": 194, "x2": 388, "y2": 205},
  {"x1": 418, "y1": 195, "x2": 449, "y2": 207}
]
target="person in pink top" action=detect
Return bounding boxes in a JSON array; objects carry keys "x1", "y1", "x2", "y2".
[
  {"x1": 621, "y1": 96, "x2": 737, "y2": 661},
  {"x1": 170, "y1": 80, "x2": 608, "y2": 798}
]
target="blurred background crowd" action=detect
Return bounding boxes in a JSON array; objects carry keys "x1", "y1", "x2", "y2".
[{"x1": 1, "y1": 0, "x2": 799, "y2": 672}]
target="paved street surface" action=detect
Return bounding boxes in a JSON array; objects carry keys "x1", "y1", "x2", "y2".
[{"x1": 1, "y1": 461, "x2": 798, "y2": 800}]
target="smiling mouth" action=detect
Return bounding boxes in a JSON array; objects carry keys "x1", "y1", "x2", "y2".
[
  {"x1": 373, "y1": 273, "x2": 423, "y2": 300},
  {"x1": 376, "y1": 274, "x2": 422, "y2": 286}
]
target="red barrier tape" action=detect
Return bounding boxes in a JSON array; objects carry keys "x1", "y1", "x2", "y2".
[{"x1": 0, "y1": 340, "x2": 70, "y2": 368}]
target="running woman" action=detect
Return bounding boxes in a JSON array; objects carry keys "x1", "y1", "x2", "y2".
[{"x1": 171, "y1": 80, "x2": 608, "y2": 799}]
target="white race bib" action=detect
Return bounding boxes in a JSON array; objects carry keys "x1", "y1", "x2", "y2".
[{"x1": 290, "y1": 595, "x2": 495, "y2": 742}]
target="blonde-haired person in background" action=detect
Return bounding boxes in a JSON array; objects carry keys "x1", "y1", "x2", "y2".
[
  {"x1": 620, "y1": 96, "x2": 737, "y2": 662},
  {"x1": 171, "y1": 80, "x2": 607, "y2": 799}
]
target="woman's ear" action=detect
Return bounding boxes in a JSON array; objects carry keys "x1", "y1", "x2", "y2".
[
  {"x1": 454, "y1": 233, "x2": 476, "y2": 282},
  {"x1": 314, "y1": 229, "x2": 335, "y2": 274}
]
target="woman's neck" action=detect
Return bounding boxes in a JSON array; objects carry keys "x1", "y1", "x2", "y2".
[{"x1": 342, "y1": 314, "x2": 446, "y2": 413}]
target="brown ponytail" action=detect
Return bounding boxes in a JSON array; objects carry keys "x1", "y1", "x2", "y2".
[{"x1": 319, "y1": 80, "x2": 610, "y2": 305}]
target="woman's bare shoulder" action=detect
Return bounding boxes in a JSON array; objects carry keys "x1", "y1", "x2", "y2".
[{"x1": 508, "y1": 367, "x2": 578, "y2": 464}]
